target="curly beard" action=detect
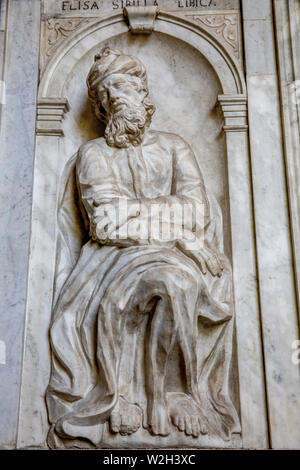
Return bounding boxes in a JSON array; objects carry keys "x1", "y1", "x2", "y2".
[{"x1": 104, "y1": 97, "x2": 155, "y2": 148}]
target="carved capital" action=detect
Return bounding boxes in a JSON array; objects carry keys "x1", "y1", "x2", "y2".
[
  {"x1": 124, "y1": 6, "x2": 158, "y2": 34},
  {"x1": 218, "y1": 95, "x2": 248, "y2": 132},
  {"x1": 36, "y1": 98, "x2": 70, "y2": 136}
]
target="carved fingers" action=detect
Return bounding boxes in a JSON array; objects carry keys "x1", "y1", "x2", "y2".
[
  {"x1": 194, "y1": 247, "x2": 224, "y2": 277},
  {"x1": 91, "y1": 200, "x2": 137, "y2": 241},
  {"x1": 90, "y1": 203, "x2": 119, "y2": 240},
  {"x1": 90, "y1": 215, "x2": 114, "y2": 241},
  {"x1": 205, "y1": 251, "x2": 224, "y2": 277},
  {"x1": 194, "y1": 252, "x2": 207, "y2": 275}
]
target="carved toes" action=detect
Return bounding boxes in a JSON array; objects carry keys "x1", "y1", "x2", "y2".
[
  {"x1": 185, "y1": 416, "x2": 193, "y2": 435},
  {"x1": 191, "y1": 416, "x2": 200, "y2": 437},
  {"x1": 177, "y1": 416, "x2": 185, "y2": 432},
  {"x1": 172, "y1": 414, "x2": 207, "y2": 437},
  {"x1": 120, "y1": 413, "x2": 140, "y2": 435},
  {"x1": 110, "y1": 403, "x2": 142, "y2": 436},
  {"x1": 149, "y1": 405, "x2": 170, "y2": 436},
  {"x1": 110, "y1": 411, "x2": 121, "y2": 433},
  {"x1": 120, "y1": 414, "x2": 131, "y2": 435},
  {"x1": 168, "y1": 393, "x2": 209, "y2": 437},
  {"x1": 200, "y1": 420, "x2": 208, "y2": 435}
]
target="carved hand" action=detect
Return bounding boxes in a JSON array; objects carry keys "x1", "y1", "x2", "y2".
[
  {"x1": 188, "y1": 245, "x2": 224, "y2": 277},
  {"x1": 90, "y1": 199, "x2": 140, "y2": 242}
]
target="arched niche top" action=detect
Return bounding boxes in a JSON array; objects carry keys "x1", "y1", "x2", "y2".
[{"x1": 38, "y1": 11, "x2": 246, "y2": 99}]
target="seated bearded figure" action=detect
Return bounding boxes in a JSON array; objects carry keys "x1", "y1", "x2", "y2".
[{"x1": 46, "y1": 47, "x2": 240, "y2": 448}]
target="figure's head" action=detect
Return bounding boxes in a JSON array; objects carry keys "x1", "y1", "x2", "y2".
[{"x1": 86, "y1": 47, "x2": 155, "y2": 148}]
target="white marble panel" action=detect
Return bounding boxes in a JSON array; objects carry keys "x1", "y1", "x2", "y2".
[
  {"x1": 15, "y1": 3, "x2": 279, "y2": 451},
  {"x1": 17, "y1": 136, "x2": 63, "y2": 448},
  {"x1": 243, "y1": 0, "x2": 300, "y2": 446},
  {"x1": 247, "y1": 74, "x2": 300, "y2": 448},
  {"x1": 224, "y1": 129, "x2": 268, "y2": 448},
  {"x1": 242, "y1": 0, "x2": 272, "y2": 21},
  {"x1": 0, "y1": 0, "x2": 40, "y2": 449},
  {"x1": 274, "y1": 0, "x2": 300, "y2": 323},
  {"x1": 243, "y1": 18, "x2": 277, "y2": 76}
]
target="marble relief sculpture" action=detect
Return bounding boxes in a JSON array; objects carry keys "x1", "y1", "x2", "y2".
[{"x1": 46, "y1": 47, "x2": 240, "y2": 448}]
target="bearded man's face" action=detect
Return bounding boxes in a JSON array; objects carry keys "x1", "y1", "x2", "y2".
[{"x1": 97, "y1": 73, "x2": 154, "y2": 148}]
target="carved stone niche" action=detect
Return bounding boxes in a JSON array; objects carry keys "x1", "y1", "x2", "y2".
[{"x1": 17, "y1": 8, "x2": 266, "y2": 450}]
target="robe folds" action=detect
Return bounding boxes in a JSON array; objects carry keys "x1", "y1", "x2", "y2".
[{"x1": 46, "y1": 130, "x2": 241, "y2": 448}]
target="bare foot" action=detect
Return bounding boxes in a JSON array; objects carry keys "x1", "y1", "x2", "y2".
[
  {"x1": 148, "y1": 400, "x2": 170, "y2": 436},
  {"x1": 109, "y1": 396, "x2": 142, "y2": 436},
  {"x1": 168, "y1": 393, "x2": 208, "y2": 437}
]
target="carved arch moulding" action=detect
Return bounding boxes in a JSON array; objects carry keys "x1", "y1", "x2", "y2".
[
  {"x1": 39, "y1": 9, "x2": 245, "y2": 96},
  {"x1": 18, "y1": 7, "x2": 268, "y2": 450},
  {"x1": 37, "y1": 9, "x2": 246, "y2": 134}
]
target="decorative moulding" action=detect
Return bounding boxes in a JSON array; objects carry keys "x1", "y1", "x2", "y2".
[
  {"x1": 38, "y1": 12, "x2": 246, "y2": 99},
  {"x1": 184, "y1": 11, "x2": 241, "y2": 62},
  {"x1": 41, "y1": 17, "x2": 98, "y2": 69},
  {"x1": 36, "y1": 98, "x2": 70, "y2": 136},
  {"x1": 123, "y1": 6, "x2": 159, "y2": 34},
  {"x1": 218, "y1": 95, "x2": 248, "y2": 132},
  {"x1": 39, "y1": 10, "x2": 244, "y2": 94}
]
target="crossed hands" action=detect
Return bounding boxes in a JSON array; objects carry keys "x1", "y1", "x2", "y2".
[
  {"x1": 89, "y1": 199, "x2": 224, "y2": 278},
  {"x1": 89, "y1": 199, "x2": 138, "y2": 242}
]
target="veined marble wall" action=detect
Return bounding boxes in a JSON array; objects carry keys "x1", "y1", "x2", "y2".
[{"x1": 0, "y1": 0, "x2": 299, "y2": 450}]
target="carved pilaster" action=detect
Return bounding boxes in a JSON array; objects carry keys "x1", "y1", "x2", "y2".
[
  {"x1": 36, "y1": 98, "x2": 70, "y2": 136},
  {"x1": 218, "y1": 95, "x2": 248, "y2": 132},
  {"x1": 124, "y1": 6, "x2": 158, "y2": 34}
]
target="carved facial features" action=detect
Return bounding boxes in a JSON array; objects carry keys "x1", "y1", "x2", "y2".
[
  {"x1": 97, "y1": 73, "x2": 146, "y2": 115},
  {"x1": 96, "y1": 73, "x2": 155, "y2": 149}
]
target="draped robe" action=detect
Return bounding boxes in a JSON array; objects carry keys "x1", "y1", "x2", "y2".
[{"x1": 46, "y1": 130, "x2": 240, "y2": 448}]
